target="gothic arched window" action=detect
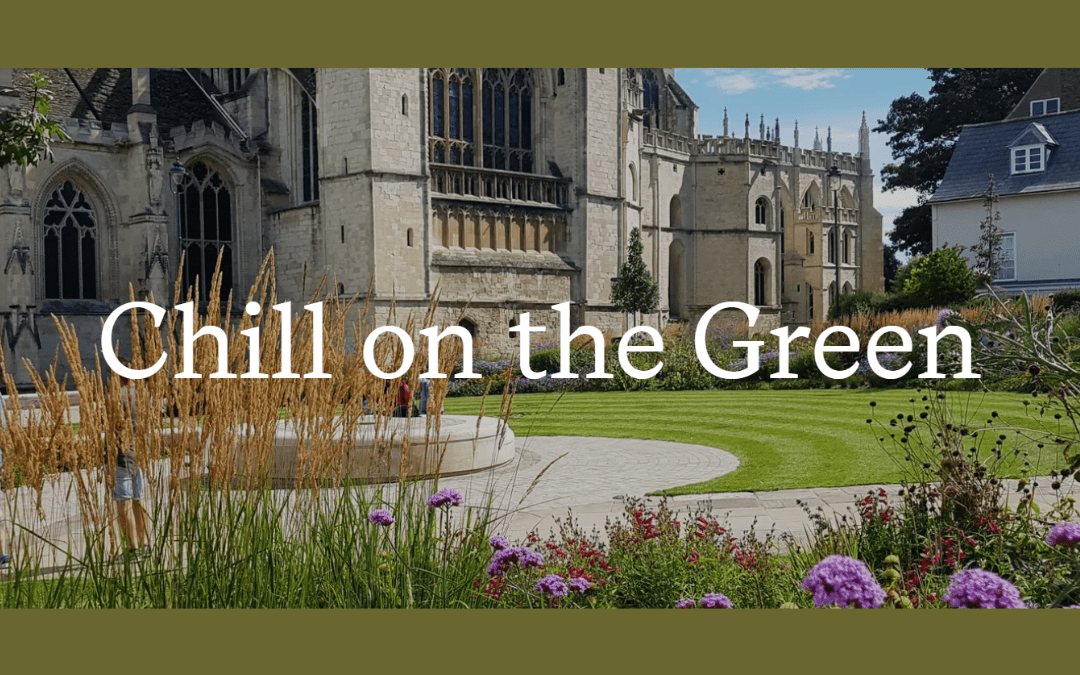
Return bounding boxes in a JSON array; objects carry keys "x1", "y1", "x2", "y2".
[
  {"x1": 429, "y1": 68, "x2": 475, "y2": 166},
  {"x1": 754, "y1": 197, "x2": 769, "y2": 225},
  {"x1": 43, "y1": 180, "x2": 98, "y2": 300},
  {"x1": 754, "y1": 259, "x2": 767, "y2": 306},
  {"x1": 483, "y1": 68, "x2": 533, "y2": 173},
  {"x1": 641, "y1": 69, "x2": 660, "y2": 130},
  {"x1": 300, "y1": 89, "x2": 319, "y2": 203},
  {"x1": 178, "y1": 162, "x2": 234, "y2": 303}
]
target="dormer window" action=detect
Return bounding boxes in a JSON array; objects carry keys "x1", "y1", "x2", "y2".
[
  {"x1": 1012, "y1": 144, "x2": 1045, "y2": 174},
  {"x1": 1031, "y1": 98, "x2": 1060, "y2": 117},
  {"x1": 1009, "y1": 122, "x2": 1057, "y2": 175}
]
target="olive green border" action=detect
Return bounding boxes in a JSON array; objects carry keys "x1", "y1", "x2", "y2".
[
  {"x1": 0, "y1": 0, "x2": 1073, "y2": 669},
  {"x1": 1, "y1": 0, "x2": 1073, "y2": 65},
  {"x1": 0, "y1": 610, "x2": 1072, "y2": 670}
]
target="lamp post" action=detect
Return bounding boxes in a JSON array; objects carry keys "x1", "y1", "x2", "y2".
[
  {"x1": 828, "y1": 166, "x2": 841, "y2": 309},
  {"x1": 169, "y1": 159, "x2": 187, "y2": 194}
]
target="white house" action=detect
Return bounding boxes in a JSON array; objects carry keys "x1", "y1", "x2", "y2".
[{"x1": 931, "y1": 69, "x2": 1080, "y2": 294}]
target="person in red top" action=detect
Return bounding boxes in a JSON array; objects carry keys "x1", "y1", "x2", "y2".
[{"x1": 394, "y1": 380, "x2": 413, "y2": 418}]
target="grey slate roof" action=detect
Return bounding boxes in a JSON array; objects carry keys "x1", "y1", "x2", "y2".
[
  {"x1": 11, "y1": 68, "x2": 232, "y2": 137},
  {"x1": 931, "y1": 109, "x2": 1080, "y2": 203}
]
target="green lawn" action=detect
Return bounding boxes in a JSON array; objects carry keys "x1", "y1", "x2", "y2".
[{"x1": 443, "y1": 389, "x2": 1073, "y2": 494}]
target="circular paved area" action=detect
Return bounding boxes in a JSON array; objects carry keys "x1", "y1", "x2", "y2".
[
  {"x1": 440, "y1": 436, "x2": 739, "y2": 513},
  {"x1": 434, "y1": 436, "x2": 739, "y2": 539}
]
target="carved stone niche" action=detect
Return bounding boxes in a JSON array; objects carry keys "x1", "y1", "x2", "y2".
[{"x1": 146, "y1": 148, "x2": 164, "y2": 210}]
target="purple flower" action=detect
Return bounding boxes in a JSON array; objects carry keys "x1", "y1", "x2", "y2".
[
  {"x1": 486, "y1": 546, "x2": 544, "y2": 576},
  {"x1": 426, "y1": 488, "x2": 464, "y2": 508},
  {"x1": 699, "y1": 593, "x2": 733, "y2": 609},
  {"x1": 367, "y1": 509, "x2": 395, "y2": 526},
  {"x1": 675, "y1": 598, "x2": 696, "y2": 609},
  {"x1": 936, "y1": 309, "x2": 958, "y2": 331},
  {"x1": 944, "y1": 569, "x2": 1025, "y2": 609},
  {"x1": 1046, "y1": 522, "x2": 1080, "y2": 548},
  {"x1": 568, "y1": 577, "x2": 590, "y2": 594},
  {"x1": 535, "y1": 574, "x2": 568, "y2": 597},
  {"x1": 489, "y1": 535, "x2": 509, "y2": 551},
  {"x1": 801, "y1": 555, "x2": 886, "y2": 609}
]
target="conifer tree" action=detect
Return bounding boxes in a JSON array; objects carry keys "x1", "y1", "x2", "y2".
[{"x1": 610, "y1": 227, "x2": 659, "y2": 322}]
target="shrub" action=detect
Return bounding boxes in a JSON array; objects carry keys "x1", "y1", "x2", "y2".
[
  {"x1": 1051, "y1": 289, "x2": 1080, "y2": 313},
  {"x1": 830, "y1": 290, "x2": 914, "y2": 320},
  {"x1": 903, "y1": 246, "x2": 978, "y2": 308}
]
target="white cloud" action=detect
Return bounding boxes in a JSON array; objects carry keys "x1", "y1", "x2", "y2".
[
  {"x1": 708, "y1": 73, "x2": 759, "y2": 94},
  {"x1": 769, "y1": 68, "x2": 846, "y2": 91}
]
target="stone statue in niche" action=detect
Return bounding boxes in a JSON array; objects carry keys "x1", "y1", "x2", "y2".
[
  {"x1": 146, "y1": 148, "x2": 163, "y2": 209},
  {"x1": 6, "y1": 164, "x2": 25, "y2": 202}
]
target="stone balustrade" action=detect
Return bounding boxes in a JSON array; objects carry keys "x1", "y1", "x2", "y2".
[
  {"x1": 430, "y1": 164, "x2": 571, "y2": 209},
  {"x1": 795, "y1": 206, "x2": 860, "y2": 224}
]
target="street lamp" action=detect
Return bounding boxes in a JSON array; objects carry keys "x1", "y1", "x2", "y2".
[
  {"x1": 169, "y1": 159, "x2": 187, "y2": 193},
  {"x1": 828, "y1": 166, "x2": 841, "y2": 306}
]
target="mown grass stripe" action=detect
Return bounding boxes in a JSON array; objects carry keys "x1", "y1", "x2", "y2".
[{"x1": 444, "y1": 389, "x2": 1069, "y2": 493}]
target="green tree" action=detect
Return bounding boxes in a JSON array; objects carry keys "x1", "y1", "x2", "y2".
[
  {"x1": 902, "y1": 245, "x2": 978, "y2": 308},
  {"x1": 0, "y1": 73, "x2": 67, "y2": 168},
  {"x1": 883, "y1": 243, "x2": 901, "y2": 292},
  {"x1": 875, "y1": 69, "x2": 1041, "y2": 256},
  {"x1": 611, "y1": 227, "x2": 659, "y2": 321},
  {"x1": 971, "y1": 175, "x2": 1004, "y2": 284}
]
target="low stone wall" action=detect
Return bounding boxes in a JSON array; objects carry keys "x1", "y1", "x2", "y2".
[{"x1": 164, "y1": 414, "x2": 516, "y2": 484}]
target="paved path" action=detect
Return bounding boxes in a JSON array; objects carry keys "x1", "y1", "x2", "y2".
[
  {"x1": 435, "y1": 436, "x2": 1078, "y2": 543},
  {"x1": 2, "y1": 434, "x2": 1076, "y2": 571}
]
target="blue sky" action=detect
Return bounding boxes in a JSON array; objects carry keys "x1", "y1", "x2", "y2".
[{"x1": 674, "y1": 68, "x2": 934, "y2": 244}]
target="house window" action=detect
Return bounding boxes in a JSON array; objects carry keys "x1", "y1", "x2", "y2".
[
  {"x1": 300, "y1": 90, "x2": 319, "y2": 202},
  {"x1": 842, "y1": 230, "x2": 851, "y2": 264},
  {"x1": 754, "y1": 197, "x2": 769, "y2": 225},
  {"x1": 995, "y1": 232, "x2": 1016, "y2": 281},
  {"x1": 1012, "y1": 145, "x2": 1045, "y2": 174},
  {"x1": 827, "y1": 229, "x2": 836, "y2": 263},
  {"x1": 43, "y1": 180, "x2": 98, "y2": 300},
  {"x1": 179, "y1": 162, "x2": 234, "y2": 304},
  {"x1": 557, "y1": 69, "x2": 565, "y2": 86},
  {"x1": 1031, "y1": 98, "x2": 1060, "y2": 116}
]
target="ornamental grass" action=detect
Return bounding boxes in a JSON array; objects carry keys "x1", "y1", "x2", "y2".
[{"x1": 0, "y1": 251, "x2": 515, "y2": 607}]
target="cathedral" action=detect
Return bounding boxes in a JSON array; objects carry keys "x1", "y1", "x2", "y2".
[{"x1": 0, "y1": 68, "x2": 883, "y2": 387}]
